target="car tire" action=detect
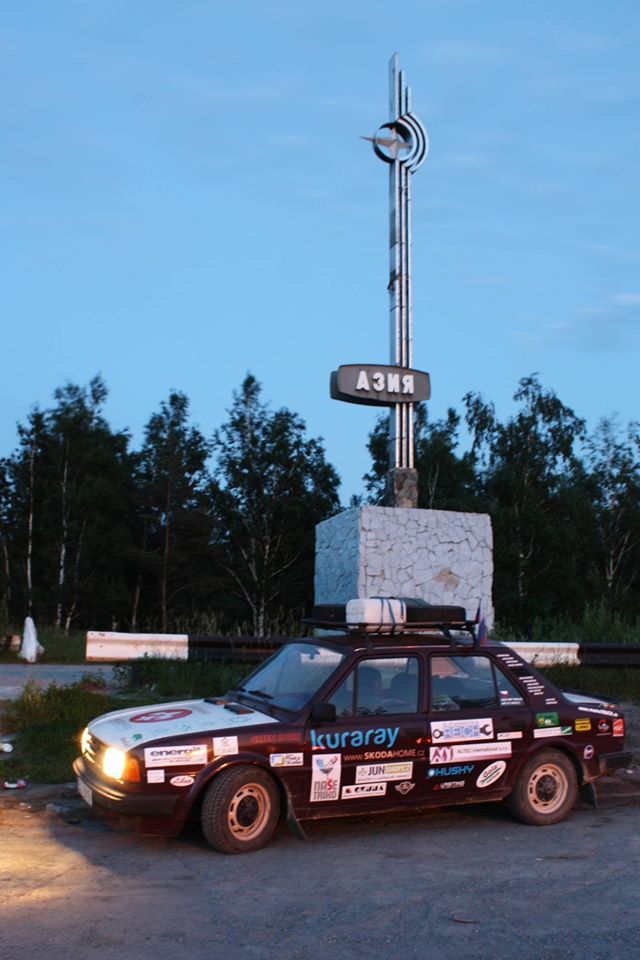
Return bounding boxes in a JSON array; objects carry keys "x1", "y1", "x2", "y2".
[
  {"x1": 507, "y1": 749, "x2": 578, "y2": 826},
  {"x1": 201, "y1": 765, "x2": 280, "y2": 854}
]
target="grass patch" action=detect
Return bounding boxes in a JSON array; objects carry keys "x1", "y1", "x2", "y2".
[
  {"x1": 0, "y1": 682, "x2": 155, "y2": 784},
  {"x1": 0, "y1": 625, "x2": 85, "y2": 664},
  {"x1": 115, "y1": 657, "x2": 246, "y2": 699},
  {"x1": 538, "y1": 665, "x2": 640, "y2": 705}
]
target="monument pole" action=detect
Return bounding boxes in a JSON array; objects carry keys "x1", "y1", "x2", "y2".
[{"x1": 330, "y1": 53, "x2": 429, "y2": 508}]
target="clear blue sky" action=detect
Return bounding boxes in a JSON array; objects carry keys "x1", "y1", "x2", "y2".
[{"x1": 2, "y1": 1, "x2": 639, "y2": 502}]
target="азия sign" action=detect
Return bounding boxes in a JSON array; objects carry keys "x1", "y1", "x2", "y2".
[{"x1": 330, "y1": 364, "x2": 430, "y2": 407}]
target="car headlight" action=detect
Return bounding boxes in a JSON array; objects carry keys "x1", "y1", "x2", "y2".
[
  {"x1": 102, "y1": 747, "x2": 126, "y2": 780},
  {"x1": 80, "y1": 727, "x2": 91, "y2": 755}
]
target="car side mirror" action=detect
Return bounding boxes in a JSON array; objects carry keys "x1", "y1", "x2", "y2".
[{"x1": 310, "y1": 702, "x2": 336, "y2": 723}]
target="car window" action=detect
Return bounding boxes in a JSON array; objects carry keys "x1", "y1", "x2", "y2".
[
  {"x1": 431, "y1": 655, "x2": 501, "y2": 711},
  {"x1": 328, "y1": 657, "x2": 420, "y2": 717},
  {"x1": 238, "y1": 643, "x2": 346, "y2": 711}
]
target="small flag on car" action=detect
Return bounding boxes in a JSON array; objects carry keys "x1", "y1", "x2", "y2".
[{"x1": 474, "y1": 603, "x2": 488, "y2": 647}]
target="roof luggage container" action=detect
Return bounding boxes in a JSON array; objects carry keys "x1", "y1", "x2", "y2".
[{"x1": 304, "y1": 597, "x2": 477, "y2": 645}]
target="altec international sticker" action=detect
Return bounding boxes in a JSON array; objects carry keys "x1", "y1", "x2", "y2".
[
  {"x1": 430, "y1": 742, "x2": 512, "y2": 763},
  {"x1": 430, "y1": 718, "x2": 493, "y2": 743},
  {"x1": 310, "y1": 754, "x2": 341, "y2": 802},
  {"x1": 144, "y1": 744, "x2": 207, "y2": 768}
]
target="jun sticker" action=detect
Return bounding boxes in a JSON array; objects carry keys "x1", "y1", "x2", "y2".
[
  {"x1": 269, "y1": 753, "x2": 304, "y2": 767},
  {"x1": 144, "y1": 744, "x2": 207, "y2": 768},
  {"x1": 341, "y1": 783, "x2": 387, "y2": 799},
  {"x1": 355, "y1": 762, "x2": 413, "y2": 783},
  {"x1": 430, "y1": 718, "x2": 494, "y2": 743},
  {"x1": 213, "y1": 736, "x2": 239, "y2": 756},
  {"x1": 476, "y1": 761, "x2": 507, "y2": 788},
  {"x1": 430, "y1": 742, "x2": 512, "y2": 763},
  {"x1": 146, "y1": 769, "x2": 165, "y2": 784},
  {"x1": 310, "y1": 754, "x2": 341, "y2": 802}
]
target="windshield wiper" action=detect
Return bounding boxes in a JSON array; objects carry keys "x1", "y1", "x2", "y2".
[{"x1": 247, "y1": 688, "x2": 274, "y2": 700}]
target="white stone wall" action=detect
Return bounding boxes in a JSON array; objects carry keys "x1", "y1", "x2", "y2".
[{"x1": 315, "y1": 505, "x2": 494, "y2": 628}]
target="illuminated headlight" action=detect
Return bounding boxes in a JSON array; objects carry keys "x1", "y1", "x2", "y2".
[
  {"x1": 102, "y1": 747, "x2": 126, "y2": 780},
  {"x1": 80, "y1": 727, "x2": 91, "y2": 755}
]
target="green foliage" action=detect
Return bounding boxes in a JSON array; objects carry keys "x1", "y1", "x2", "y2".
[
  {"x1": 115, "y1": 657, "x2": 246, "y2": 699},
  {"x1": 209, "y1": 375, "x2": 340, "y2": 635},
  {"x1": 538, "y1": 665, "x2": 640, "y2": 705}
]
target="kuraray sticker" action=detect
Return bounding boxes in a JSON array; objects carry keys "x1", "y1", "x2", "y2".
[
  {"x1": 430, "y1": 718, "x2": 493, "y2": 743},
  {"x1": 269, "y1": 753, "x2": 304, "y2": 767},
  {"x1": 355, "y1": 762, "x2": 413, "y2": 783},
  {"x1": 430, "y1": 742, "x2": 512, "y2": 763},
  {"x1": 310, "y1": 726, "x2": 399, "y2": 751},
  {"x1": 146, "y1": 769, "x2": 165, "y2": 784},
  {"x1": 213, "y1": 736, "x2": 239, "y2": 756},
  {"x1": 144, "y1": 744, "x2": 207, "y2": 768},
  {"x1": 341, "y1": 783, "x2": 387, "y2": 799},
  {"x1": 476, "y1": 761, "x2": 507, "y2": 788},
  {"x1": 310, "y1": 754, "x2": 341, "y2": 802}
]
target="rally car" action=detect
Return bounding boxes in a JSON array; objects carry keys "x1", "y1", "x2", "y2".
[{"x1": 74, "y1": 599, "x2": 632, "y2": 854}]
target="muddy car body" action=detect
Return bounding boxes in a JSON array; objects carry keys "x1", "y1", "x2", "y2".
[{"x1": 75, "y1": 604, "x2": 631, "y2": 853}]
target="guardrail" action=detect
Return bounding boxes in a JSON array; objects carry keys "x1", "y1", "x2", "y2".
[{"x1": 86, "y1": 631, "x2": 640, "y2": 668}]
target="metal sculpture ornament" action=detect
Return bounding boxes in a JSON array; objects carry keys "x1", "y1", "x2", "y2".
[{"x1": 330, "y1": 54, "x2": 430, "y2": 507}]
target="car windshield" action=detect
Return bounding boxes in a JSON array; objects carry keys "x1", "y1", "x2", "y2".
[{"x1": 235, "y1": 643, "x2": 346, "y2": 712}]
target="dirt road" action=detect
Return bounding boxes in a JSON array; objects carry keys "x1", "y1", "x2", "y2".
[{"x1": 1, "y1": 780, "x2": 639, "y2": 960}]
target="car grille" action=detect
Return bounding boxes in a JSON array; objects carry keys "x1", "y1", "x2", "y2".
[{"x1": 84, "y1": 732, "x2": 106, "y2": 768}]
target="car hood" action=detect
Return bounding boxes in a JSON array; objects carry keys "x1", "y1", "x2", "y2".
[{"x1": 88, "y1": 698, "x2": 279, "y2": 749}]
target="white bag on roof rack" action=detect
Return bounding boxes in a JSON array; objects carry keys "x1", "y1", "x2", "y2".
[{"x1": 345, "y1": 598, "x2": 407, "y2": 634}]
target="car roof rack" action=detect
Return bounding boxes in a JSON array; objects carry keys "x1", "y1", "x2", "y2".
[{"x1": 303, "y1": 598, "x2": 480, "y2": 647}]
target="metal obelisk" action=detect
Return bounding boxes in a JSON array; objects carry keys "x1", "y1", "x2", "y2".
[{"x1": 379, "y1": 54, "x2": 429, "y2": 507}]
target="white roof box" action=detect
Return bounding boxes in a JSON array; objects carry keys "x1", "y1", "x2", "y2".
[{"x1": 346, "y1": 598, "x2": 407, "y2": 634}]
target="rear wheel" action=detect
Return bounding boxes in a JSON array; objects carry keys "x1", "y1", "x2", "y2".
[
  {"x1": 201, "y1": 765, "x2": 280, "y2": 854},
  {"x1": 507, "y1": 750, "x2": 577, "y2": 826}
]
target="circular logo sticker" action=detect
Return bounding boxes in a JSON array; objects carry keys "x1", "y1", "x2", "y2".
[
  {"x1": 583, "y1": 744, "x2": 594, "y2": 760},
  {"x1": 170, "y1": 775, "x2": 195, "y2": 788},
  {"x1": 129, "y1": 708, "x2": 192, "y2": 724},
  {"x1": 476, "y1": 760, "x2": 507, "y2": 789}
]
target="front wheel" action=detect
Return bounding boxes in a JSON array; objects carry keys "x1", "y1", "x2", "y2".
[
  {"x1": 507, "y1": 750, "x2": 578, "y2": 826},
  {"x1": 201, "y1": 765, "x2": 280, "y2": 854}
]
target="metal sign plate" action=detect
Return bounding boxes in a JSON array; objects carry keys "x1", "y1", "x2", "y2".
[{"x1": 330, "y1": 364, "x2": 430, "y2": 407}]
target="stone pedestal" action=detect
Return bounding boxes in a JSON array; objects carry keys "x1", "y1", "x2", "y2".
[{"x1": 314, "y1": 505, "x2": 494, "y2": 628}]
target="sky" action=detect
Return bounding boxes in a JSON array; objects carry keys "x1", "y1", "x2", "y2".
[{"x1": 2, "y1": 1, "x2": 640, "y2": 503}]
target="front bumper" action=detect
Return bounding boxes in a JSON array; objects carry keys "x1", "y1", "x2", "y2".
[
  {"x1": 598, "y1": 750, "x2": 633, "y2": 775},
  {"x1": 73, "y1": 757, "x2": 179, "y2": 818}
]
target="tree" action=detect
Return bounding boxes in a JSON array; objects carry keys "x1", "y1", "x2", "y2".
[
  {"x1": 209, "y1": 375, "x2": 340, "y2": 635},
  {"x1": 465, "y1": 374, "x2": 587, "y2": 629},
  {"x1": 136, "y1": 392, "x2": 212, "y2": 632},
  {"x1": 584, "y1": 417, "x2": 640, "y2": 614},
  {"x1": 365, "y1": 405, "x2": 478, "y2": 510}
]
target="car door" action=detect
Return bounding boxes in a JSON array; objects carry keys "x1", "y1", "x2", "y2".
[
  {"x1": 302, "y1": 653, "x2": 427, "y2": 814},
  {"x1": 426, "y1": 652, "x2": 532, "y2": 800}
]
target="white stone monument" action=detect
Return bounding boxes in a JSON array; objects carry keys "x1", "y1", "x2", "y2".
[{"x1": 315, "y1": 506, "x2": 494, "y2": 628}]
